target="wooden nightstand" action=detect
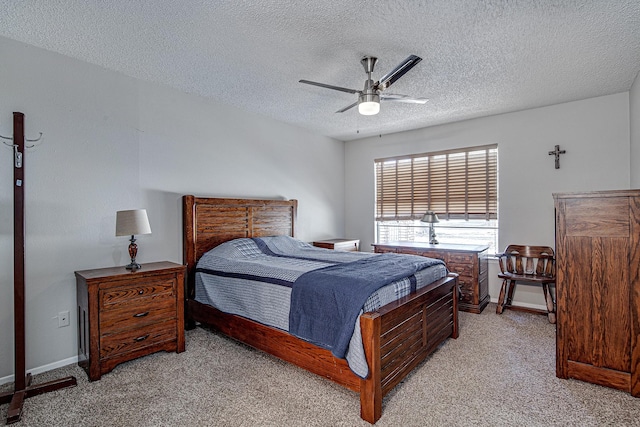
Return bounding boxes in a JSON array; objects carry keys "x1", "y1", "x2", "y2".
[
  {"x1": 75, "y1": 261, "x2": 186, "y2": 381},
  {"x1": 372, "y1": 242, "x2": 489, "y2": 313},
  {"x1": 313, "y1": 238, "x2": 360, "y2": 252}
]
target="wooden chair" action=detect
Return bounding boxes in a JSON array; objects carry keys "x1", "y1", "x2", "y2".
[{"x1": 496, "y1": 245, "x2": 556, "y2": 323}]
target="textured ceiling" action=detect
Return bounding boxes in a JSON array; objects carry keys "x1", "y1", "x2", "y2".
[{"x1": 2, "y1": 1, "x2": 640, "y2": 141}]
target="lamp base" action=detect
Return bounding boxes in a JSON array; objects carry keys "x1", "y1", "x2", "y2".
[
  {"x1": 429, "y1": 224, "x2": 439, "y2": 244},
  {"x1": 125, "y1": 262, "x2": 142, "y2": 270},
  {"x1": 125, "y1": 236, "x2": 141, "y2": 270}
]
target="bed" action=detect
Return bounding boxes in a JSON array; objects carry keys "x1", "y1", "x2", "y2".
[{"x1": 183, "y1": 195, "x2": 459, "y2": 424}]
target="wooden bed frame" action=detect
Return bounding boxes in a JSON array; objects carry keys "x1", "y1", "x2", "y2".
[{"x1": 182, "y1": 195, "x2": 459, "y2": 424}]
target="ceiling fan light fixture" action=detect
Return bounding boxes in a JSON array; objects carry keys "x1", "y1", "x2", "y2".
[
  {"x1": 358, "y1": 93, "x2": 380, "y2": 115},
  {"x1": 299, "y1": 54, "x2": 424, "y2": 115}
]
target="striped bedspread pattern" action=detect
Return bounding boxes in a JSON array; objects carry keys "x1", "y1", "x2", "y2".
[{"x1": 194, "y1": 236, "x2": 447, "y2": 378}]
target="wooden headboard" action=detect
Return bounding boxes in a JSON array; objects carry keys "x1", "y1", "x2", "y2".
[{"x1": 182, "y1": 195, "x2": 298, "y2": 297}]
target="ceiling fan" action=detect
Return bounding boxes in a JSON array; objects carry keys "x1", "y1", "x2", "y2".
[{"x1": 299, "y1": 54, "x2": 428, "y2": 116}]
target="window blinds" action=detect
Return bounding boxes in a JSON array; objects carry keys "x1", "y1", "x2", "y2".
[{"x1": 375, "y1": 144, "x2": 498, "y2": 221}]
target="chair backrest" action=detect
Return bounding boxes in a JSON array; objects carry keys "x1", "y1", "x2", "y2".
[{"x1": 498, "y1": 244, "x2": 555, "y2": 278}]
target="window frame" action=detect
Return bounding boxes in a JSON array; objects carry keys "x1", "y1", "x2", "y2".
[{"x1": 374, "y1": 144, "x2": 498, "y2": 252}]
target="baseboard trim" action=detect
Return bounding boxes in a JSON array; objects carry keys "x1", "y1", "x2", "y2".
[{"x1": 0, "y1": 355, "x2": 78, "y2": 386}]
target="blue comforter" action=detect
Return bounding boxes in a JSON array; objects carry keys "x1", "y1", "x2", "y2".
[{"x1": 289, "y1": 253, "x2": 443, "y2": 358}]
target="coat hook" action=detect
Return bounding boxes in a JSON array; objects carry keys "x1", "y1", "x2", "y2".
[
  {"x1": 1, "y1": 132, "x2": 44, "y2": 149},
  {"x1": 25, "y1": 132, "x2": 43, "y2": 148},
  {"x1": 26, "y1": 132, "x2": 43, "y2": 142}
]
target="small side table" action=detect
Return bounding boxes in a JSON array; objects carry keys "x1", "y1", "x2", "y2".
[
  {"x1": 313, "y1": 238, "x2": 360, "y2": 252},
  {"x1": 75, "y1": 261, "x2": 186, "y2": 380}
]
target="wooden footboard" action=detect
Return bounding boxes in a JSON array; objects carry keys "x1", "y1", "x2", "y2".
[
  {"x1": 187, "y1": 273, "x2": 458, "y2": 424},
  {"x1": 359, "y1": 273, "x2": 458, "y2": 422}
]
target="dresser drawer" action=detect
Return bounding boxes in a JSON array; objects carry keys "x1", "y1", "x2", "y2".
[
  {"x1": 448, "y1": 253, "x2": 475, "y2": 264},
  {"x1": 457, "y1": 276, "x2": 474, "y2": 297},
  {"x1": 420, "y1": 251, "x2": 446, "y2": 262},
  {"x1": 100, "y1": 278, "x2": 175, "y2": 311},
  {"x1": 373, "y1": 246, "x2": 397, "y2": 254},
  {"x1": 447, "y1": 262, "x2": 473, "y2": 279},
  {"x1": 459, "y1": 286, "x2": 474, "y2": 304},
  {"x1": 478, "y1": 250, "x2": 488, "y2": 275},
  {"x1": 100, "y1": 299, "x2": 177, "y2": 334},
  {"x1": 100, "y1": 320, "x2": 177, "y2": 359}
]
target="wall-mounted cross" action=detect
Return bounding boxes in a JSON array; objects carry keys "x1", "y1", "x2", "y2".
[{"x1": 548, "y1": 145, "x2": 566, "y2": 169}]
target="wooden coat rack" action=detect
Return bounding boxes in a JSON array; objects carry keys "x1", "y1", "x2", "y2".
[{"x1": 0, "y1": 112, "x2": 76, "y2": 424}]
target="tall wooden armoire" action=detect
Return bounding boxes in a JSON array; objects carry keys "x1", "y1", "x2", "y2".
[{"x1": 554, "y1": 190, "x2": 640, "y2": 396}]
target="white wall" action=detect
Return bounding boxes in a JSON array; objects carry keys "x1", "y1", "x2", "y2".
[
  {"x1": 0, "y1": 36, "x2": 345, "y2": 381},
  {"x1": 345, "y1": 93, "x2": 631, "y2": 309},
  {"x1": 136, "y1": 83, "x2": 345, "y2": 266},
  {"x1": 631, "y1": 71, "x2": 640, "y2": 187}
]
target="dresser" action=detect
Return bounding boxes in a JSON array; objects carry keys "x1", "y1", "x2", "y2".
[
  {"x1": 313, "y1": 238, "x2": 360, "y2": 252},
  {"x1": 554, "y1": 190, "x2": 640, "y2": 396},
  {"x1": 372, "y1": 242, "x2": 489, "y2": 313},
  {"x1": 75, "y1": 261, "x2": 186, "y2": 380}
]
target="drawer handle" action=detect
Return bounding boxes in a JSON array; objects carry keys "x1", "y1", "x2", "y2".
[
  {"x1": 134, "y1": 334, "x2": 149, "y2": 342},
  {"x1": 138, "y1": 290, "x2": 144, "y2": 295},
  {"x1": 133, "y1": 311, "x2": 150, "y2": 318}
]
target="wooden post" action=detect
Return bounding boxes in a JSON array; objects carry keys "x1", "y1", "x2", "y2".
[
  {"x1": 0, "y1": 112, "x2": 77, "y2": 424},
  {"x1": 359, "y1": 314, "x2": 382, "y2": 424},
  {"x1": 13, "y1": 111, "x2": 26, "y2": 393}
]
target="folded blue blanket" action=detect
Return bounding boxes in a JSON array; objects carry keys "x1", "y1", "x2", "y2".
[{"x1": 289, "y1": 253, "x2": 444, "y2": 359}]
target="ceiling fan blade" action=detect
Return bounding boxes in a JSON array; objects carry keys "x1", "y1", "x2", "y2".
[
  {"x1": 336, "y1": 102, "x2": 358, "y2": 113},
  {"x1": 376, "y1": 55, "x2": 422, "y2": 91},
  {"x1": 380, "y1": 93, "x2": 429, "y2": 104},
  {"x1": 299, "y1": 80, "x2": 359, "y2": 94}
]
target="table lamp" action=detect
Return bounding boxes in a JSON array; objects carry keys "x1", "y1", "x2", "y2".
[
  {"x1": 421, "y1": 211, "x2": 440, "y2": 244},
  {"x1": 116, "y1": 209, "x2": 152, "y2": 270}
]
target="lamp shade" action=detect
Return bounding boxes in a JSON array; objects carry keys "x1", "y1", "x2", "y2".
[
  {"x1": 420, "y1": 211, "x2": 440, "y2": 224},
  {"x1": 115, "y1": 209, "x2": 152, "y2": 236}
]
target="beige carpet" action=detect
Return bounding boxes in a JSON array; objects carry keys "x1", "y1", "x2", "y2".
[{"x1": 2, "y1": 305, "x2": 639, "y2": 426}]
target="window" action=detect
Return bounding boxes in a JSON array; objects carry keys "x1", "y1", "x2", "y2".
[{"x1": 375, "y1": 144, "x2": 498, "y2": 253}]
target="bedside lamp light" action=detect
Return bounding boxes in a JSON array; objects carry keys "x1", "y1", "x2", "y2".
[
  {"x1": 116, "y1": 209, "x2": 152, "y2": 270},
  {"x1": 421, "y1": 211, "x2": 440, "y2": 244}
]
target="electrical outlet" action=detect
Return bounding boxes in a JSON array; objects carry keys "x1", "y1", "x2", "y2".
[{"x1": 58, "y1": 310, "x2": 70, "y2": 328}]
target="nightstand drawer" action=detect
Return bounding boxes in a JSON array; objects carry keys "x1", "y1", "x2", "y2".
[
  {"x1": 100, "y1": 278, "x2": 175, "y2": 310},
  {"x1": 100, "y1": 320, "x2": 177, "y2": 359},
  {"x1": 100, "y1": 300, "x2": 177, "y2": 334}
]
